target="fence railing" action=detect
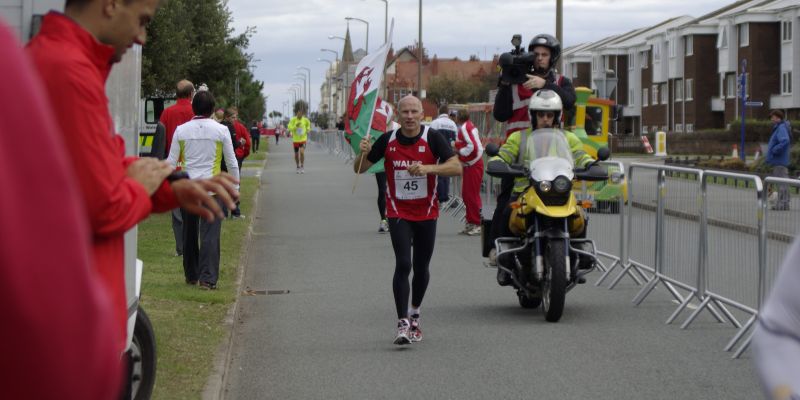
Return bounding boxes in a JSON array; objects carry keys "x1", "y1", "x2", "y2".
[{"x1": 595, "y1": 163, "x2": 798, "y2": 359}]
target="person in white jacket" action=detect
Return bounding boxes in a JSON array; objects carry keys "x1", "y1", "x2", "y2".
[
  {"x1": 167, "y1": 90, "x2": 240, "y2": 290},
  {"x1": 455, "y1": 109, "x2": 485, "y2": 236},
  {"x1": 752, "y1": 234, "x2": 800, "y2": 399}
]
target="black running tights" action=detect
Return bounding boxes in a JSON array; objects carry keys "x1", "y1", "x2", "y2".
[{"x1": 388, "y1": 218, "x2": 437, "y2": 319}]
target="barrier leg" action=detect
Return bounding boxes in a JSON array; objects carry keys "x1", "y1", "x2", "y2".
[
  {"x1": 594, "y1": 259, "x2": 620, "y2": 286},
  {"x1": 725, "y1": 315, "x2": 756, "y2": 352},
  {"x1": 632, "y1": 277, "x2": 659, "y2": 305},
  {"x1": 710, "y1": 298, "x2": 740, "y2": 327},
  {"x1": 666, "y1": 292, "x2": 696, "y2": 325},
  {"x1": 732, "y1": 331, "x2": 753, "y2": 359}
]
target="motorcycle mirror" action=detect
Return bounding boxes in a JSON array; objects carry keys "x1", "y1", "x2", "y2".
[
  {"x1": 485, "y1": 142, "x2": 500, "y2": 157},
  {"x1": 597, "y1": 147, "x2": 611, "y2": 162}
]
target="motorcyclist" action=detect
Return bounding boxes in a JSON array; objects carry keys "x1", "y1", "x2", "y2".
[{"x1": 488, "y1": 89, "x2": 594, "y2": 286}]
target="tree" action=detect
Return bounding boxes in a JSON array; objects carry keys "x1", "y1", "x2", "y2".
[{"x1": 142, "y1": 0, "x2": 266, "y2": 122}]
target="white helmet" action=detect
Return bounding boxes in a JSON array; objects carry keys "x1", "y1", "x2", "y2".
[{"x1": 528, "y1": 89, "x2": 562, "y2": 126}]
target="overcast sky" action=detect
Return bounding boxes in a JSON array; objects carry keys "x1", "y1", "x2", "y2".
[{"x1": 226, "y1": 0, "x2": 733, "y2": 118}]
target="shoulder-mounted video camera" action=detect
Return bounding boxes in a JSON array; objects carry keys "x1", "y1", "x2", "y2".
[{"x1": 498, "y1": 34, "x2": 535, "y2": 85}]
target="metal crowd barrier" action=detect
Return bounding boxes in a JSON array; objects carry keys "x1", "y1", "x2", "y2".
[{"x1": 593, "y1": 162, "x2": 799, "y2": 359}]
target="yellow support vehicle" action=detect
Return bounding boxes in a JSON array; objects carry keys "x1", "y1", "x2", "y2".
[{"x1": 570, "y1": 87, "x2": 627, "y2": 213}]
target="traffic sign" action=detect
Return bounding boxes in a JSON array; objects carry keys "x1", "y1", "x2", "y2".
[{"x1": 745, "y1": 101, "x2": 763, "y2": 107}]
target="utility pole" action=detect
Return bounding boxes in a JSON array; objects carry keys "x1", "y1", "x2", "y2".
[
  {"x1": 556, "y1": 0, "x2": 563, "y2": 72},
  {"x1": 417, "y1": 0, "x2": 422, "y2": 96}
]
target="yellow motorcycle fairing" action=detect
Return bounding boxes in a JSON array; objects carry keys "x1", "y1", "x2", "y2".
[{"x1": 508, "y1": 186, "x2": 579, "y2": 235}]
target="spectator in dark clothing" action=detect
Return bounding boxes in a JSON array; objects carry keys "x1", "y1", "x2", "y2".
[
  {"x1": 250, "y1": 121, "x2": 261, "y2": 153},
  {"x1": 767, "y1": 109, "x2": 792, "y2": 211}
]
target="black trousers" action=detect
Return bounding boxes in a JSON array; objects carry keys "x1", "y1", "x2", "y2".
[
  {"x1": 181, "y1": 197, "x2": 224, "y2": 285},
  {"x1": 375, "y1": 172, "x2": 387, "y2": 220}
]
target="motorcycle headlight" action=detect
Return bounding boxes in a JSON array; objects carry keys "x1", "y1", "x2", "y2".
[
  {"x1": 611, "y1": 171, "x2": 624, "y2": 184},
  {"x1": 553, "y1": 176, "x2": 572, "y2": 193},
  {"x1": 538, "y1": 181, "x2": 552, "y2": 193}
]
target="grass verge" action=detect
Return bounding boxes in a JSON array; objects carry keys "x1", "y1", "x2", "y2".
[{"x1": 137, "y1": 175, "x2": 259, "y2": 399}]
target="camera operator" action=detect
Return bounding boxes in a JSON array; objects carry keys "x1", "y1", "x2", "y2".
[{"x1": 493, "y1": 33, "x2": 576, "y2": 138}]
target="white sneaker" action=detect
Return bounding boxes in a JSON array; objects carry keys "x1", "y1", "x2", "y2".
[
  {"x1": 393, "y1": 319, "x2": 411, "y2": 345},
  {"x1": 300, "y1": 167, "x2": 305, "y2": 174},
  {"x1": 465, "y1": 225, "x2": 481, "y2": 236},
  {"x1": 296, "y1": 167, "x2": 301, "y2": 174},
  {"x1": 488, "y1": 248, "x2": 497, "y2": 266}
]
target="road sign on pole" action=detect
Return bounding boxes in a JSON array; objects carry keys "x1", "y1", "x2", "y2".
[{"x1": 745, "y1": 101, "x2": 764, "y2": 107}]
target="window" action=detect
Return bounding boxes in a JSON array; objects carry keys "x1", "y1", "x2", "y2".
[
  {"x1": 661, "y1": 84, "x2": 668, "y2": 104},
  {"x1": 641, "y1": 51, "x2": 649, "y2": 69},
  {"x1": 719, "y1": 75, "x2": 725, "y2": 98},
  {"x1": 675, "y1": 124, "x2": 683, "y2": 133},
  {"x1": 783, "y1": 20, "x2": 793, "y2": 42},
  {"x1": 783, "y1": 71, "x2": 793, "y2": 94},
  {"x1": 629, "y1": 88, "x2": 635, "y2": 106},
  {"x1": 675, "y1": 79, "x2": 683, "y2": 101},
  {"x1": 653, "y1": 43, "x2": 661, "y2": 62},
  {"x1": 669, "y1": 40, "x2": 675, "y2": 58},
  {"x1": 685, "y1": 36, "x2": 694, "y2": 56},
  {"x1": 605, "y1": 56, "x2": 611, "y2": 71},
  {"x1": 686, "y1": 124, "x2": 694, "y2": 133},
  {"x1": 652, "y1": 85, "x2": 659, "y2": 105},
  {"x1": 685, "y1": 79, "x2": 693, "y2": 101},
  {"x1": 643, "y1": 125, "x2": 649, "y2": 134},
  {"x1": 726, "y1": 74, "x2": 737, "y2": 98},
  {"x1": 628, "y1": 52, "x2": 635, "y2": 70},
  {"x1": 643, "y1": 88, "x2": 649, "y2": 106},
  {"x1": 739, "y1": 23, "x2": 749, "y2": 47},
  {"x1": 717, "y1": 26, "x2": 728, "y2": 48},
  {"x1": 593, "y1": 56, "x2": 598, "y2": 71}
]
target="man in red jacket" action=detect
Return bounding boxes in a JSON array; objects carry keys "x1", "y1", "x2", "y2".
[
  {"x1": 26, "y1": 0, "x2": 239, "y2": 356},
  {"x1": 160, "y1": 79, "x2": 196, "y2": 256},
  {"x1": 230, "y1": 107, "x2": 251, "y2": 218},
  {"x1": 0, "y1": 19, "x2": 122, "y2": 400}
]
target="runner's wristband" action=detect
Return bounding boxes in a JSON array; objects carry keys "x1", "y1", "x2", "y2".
[{"x1": 166, "y1": 170, "x2": 190, "y2": 183}]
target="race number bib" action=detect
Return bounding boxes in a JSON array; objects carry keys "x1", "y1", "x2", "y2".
[{"x1": 394, "y1": 169, "x2": 427, "y2": 200}]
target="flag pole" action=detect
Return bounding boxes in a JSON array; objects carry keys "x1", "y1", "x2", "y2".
[{"x1": 352, "y1": 134, "x2": 370, "y2": 194}]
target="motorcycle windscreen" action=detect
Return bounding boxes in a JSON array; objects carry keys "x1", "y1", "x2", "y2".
[{"x1": 524, "y1": 129, "x2": 575, "y2": 182}]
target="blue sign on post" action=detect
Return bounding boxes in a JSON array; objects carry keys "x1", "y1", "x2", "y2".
[{"x1": 745, "y1": 101, "x2": 764, "y2": 107}]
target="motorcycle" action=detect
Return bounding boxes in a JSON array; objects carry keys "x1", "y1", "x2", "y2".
[{"x1": 482, "y1": 128, "x2": 610, "y2": 322}]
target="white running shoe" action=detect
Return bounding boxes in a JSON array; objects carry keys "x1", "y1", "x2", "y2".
[
  {"x1": 465, "y1": 225, "x2": 482, "y2": 236},
  {"x1": 393, "y1": 319, "x2": 411, "y2": 345},
  {"x1": 378, "y1": 219, "x2": 389, "y2": 233},
  {"x1": 409, "y1": 314, "x2": 423, "y2": 343},
  {"x1": 300, "y1": 167, "x2": 305, "y2": 174},
  {"x1": 296, "y1": 167, "x2": 301, "y2": 174}
]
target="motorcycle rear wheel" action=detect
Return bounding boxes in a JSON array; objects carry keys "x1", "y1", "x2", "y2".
[{"x1": 542, "y1": 239, "x2": 567, "y2": 322}]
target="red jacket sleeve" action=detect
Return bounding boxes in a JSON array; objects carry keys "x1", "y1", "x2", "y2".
[
  {"x1": 46, "y1": 66, "x2": 153, "y2": 238},
  {"x1": 235, "y1": 122, "x2": 251, "y2": 158},
  {"x1": 4, "y1": 22, "x2": 121, "y2": 399}
]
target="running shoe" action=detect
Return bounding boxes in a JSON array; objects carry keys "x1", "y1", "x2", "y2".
[
  {"x1": 393, "y1": 319, "x2": 411, "y2": 345},
  {"x1": 409, "y1": 314, "x2": 423, "y2": 343},
  {"x1": 378, "y1": 219, "x2": 389, "y2": 233},
  {"x1": 300, "y1": 167, "x2": 305, "y2": 174},
  {"x1": 296, "y1": 167, "x2": 301, "y2": 174},
  {"x1": 465, "y1": 224, "x2": 481, "y2": 236}
]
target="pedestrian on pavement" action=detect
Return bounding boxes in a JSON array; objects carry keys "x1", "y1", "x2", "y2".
[
  {"x1": 429, "y1": 105, "x2": 458, "y2": 205},
  {"x1": 250, "y1": 120, "x2": 261, "y2": 153},
  {"x1": 752, "y1": 233, "x2": 800, "y2": 398},
  {"x1": 228, "y1": 107, "x2": 250, "y2": 218},
  {"x1": 455, "y1": 109, "x2": 485, "y2": 236},
  {"x1": 160, "y1": 79, "x2": 196, "y2": 257},
  {"x1": 167, "y1": 91, "x2": 240, "y2": 290},
  {"x1": 767, "y1": 109, "x2": 792, "y2": 211},
  {"x1": 1, "y1": 19, "x2": 122, "y2": 399},
  {"x1": 288, "y1": 101, "x2": 311, "y2": 173},
  {"x1": 354, "y1": 95, "x2": 462, "y2": 345},
  {"x1": 26, "y1": 0, "x2": 240, "y2": 365}
]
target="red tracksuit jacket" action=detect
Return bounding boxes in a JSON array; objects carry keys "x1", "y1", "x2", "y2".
[{"x1": 27, "y1": 12, "x2": 179, "y2": 354}]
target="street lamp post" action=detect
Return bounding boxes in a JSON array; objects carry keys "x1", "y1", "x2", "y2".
[
  {"x1": 345, "y1": 17, "x2": 369, "y2": 55},
  {"x1": 317, "y1": 58, "x2": 334, "y2": 123},
  {"x1": 294, "y1": 74, "x2": 307, "y2": 104},
  {"x1": 297, "y1": 66, "x2": 312, "y2": 112},
  {"x1": 321, "y1": 48, "x2": 339, "y2": 62}
]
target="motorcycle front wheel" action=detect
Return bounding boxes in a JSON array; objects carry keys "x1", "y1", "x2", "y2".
[{"x1": 542, "y1": 239, "x2": 567, "y2": 322}]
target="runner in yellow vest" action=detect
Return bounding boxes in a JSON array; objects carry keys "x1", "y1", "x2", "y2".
[{"x1": 288, "y1": 106, "x2": 311, "y2": 174}]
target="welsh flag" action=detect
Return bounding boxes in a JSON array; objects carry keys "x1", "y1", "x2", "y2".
[{"x1": 345, "y1": 22, "x2": 394, "y2": 172}]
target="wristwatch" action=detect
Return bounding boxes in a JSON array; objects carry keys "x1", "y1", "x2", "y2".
[{"x1": 166, "y1": 170, "x2": 190, "y2": 183}]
